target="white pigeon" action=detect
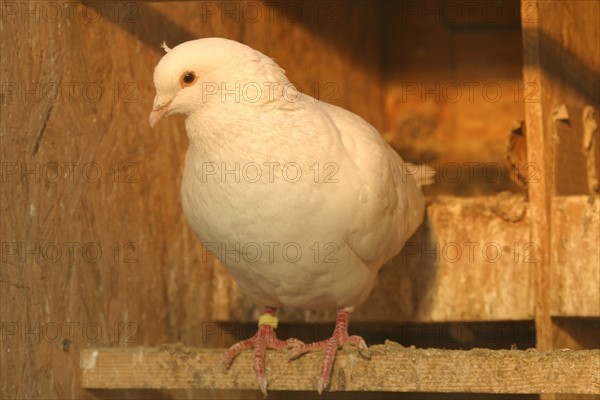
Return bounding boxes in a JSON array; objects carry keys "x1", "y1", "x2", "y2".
[{"x1": 150, "y1": 37, "x2": 425, "y2": 395}]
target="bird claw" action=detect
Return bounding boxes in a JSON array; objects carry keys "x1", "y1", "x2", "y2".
[
  {"x1": 257, "y1": 375, "x2": 268, "y2": 397},
  {"x1": 222, "y1": 324, "x2": 303, "y2": 396},
  {"x1": 285, "y1": 337, "x2": 304, "y2": 350},
  {"x1": 287, "y1": 345, "x2": 308, "y2": 361},
  {"x1": 287, "y1": 309, "x2": 370, "y2": 394},
  {"x1": 221, "y1": 357, "x2": 233, "y2": 371},
  {"x1": 317, "y1": 377, "x2": 327, "y2": 395},
  {"x1": 348, "y1": 335, "x2": 372, "y2": 359},
  {"x1": 358, "y1": 346, "x2": 372, "y2": 359},
  {"x1": 223, "y1": 309, "x2": 367, "y2": 395},
  {"x1": 287, "y1": 334, "x2": 371, "y2": 393}
]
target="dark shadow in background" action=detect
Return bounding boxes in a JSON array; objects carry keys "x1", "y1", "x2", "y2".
[
  {"x1": 528, "y1": 28, "x2": 600, "y2": 108},
  {"x1": 89, "y1": 0, "x2": 598, "y2": 118},
  {"x1": 218, "y1": 320, "x2": 536, "y2": 351}
]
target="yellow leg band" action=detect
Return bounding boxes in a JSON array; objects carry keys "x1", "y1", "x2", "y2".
[{"x1": 258, "y1": 313, "x2": 279, "y2": 329}]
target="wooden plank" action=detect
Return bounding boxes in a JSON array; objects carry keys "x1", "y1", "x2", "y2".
[
  {"x1": 81, "y1": 345, "x2": 600, "y2": 394},
  {"x1": 551, "y1": 196, "x2": 600, "y2": 317},
  {"x1": 520, "y1": 0, "x2": 555, "y2": 351},
  {"x1": 212, "y1": 193, "x2": 534, "y2": 324}
]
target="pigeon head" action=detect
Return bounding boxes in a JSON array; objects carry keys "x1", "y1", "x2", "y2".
[{"x1": 149, "y1": 38, "x2": 289, "y2": 127}]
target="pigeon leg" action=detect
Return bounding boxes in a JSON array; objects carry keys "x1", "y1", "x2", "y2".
[
  {"x1": 288, "y1": 308, "x2": 371, "y2": 394},
  {"x1": 222, "y1": 306, "x2": 303, "y2": 396}
]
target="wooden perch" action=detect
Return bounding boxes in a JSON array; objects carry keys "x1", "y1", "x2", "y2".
[{"x1": 81, "y1": 342, "x2": 600, "y2": 394}]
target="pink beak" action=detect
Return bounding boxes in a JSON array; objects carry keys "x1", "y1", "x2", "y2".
[{"x1": 149, "y1": 97, "x2": 173, "y2": 127}]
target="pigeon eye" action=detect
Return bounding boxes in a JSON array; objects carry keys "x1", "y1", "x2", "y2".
[{"x1": 180, "y1": 72, "x2": 197, "y2": 87}]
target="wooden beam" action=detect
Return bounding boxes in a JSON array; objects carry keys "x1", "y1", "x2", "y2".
[
  {"x1": 521, "y1": 0, "x2": 554, "y2": 350},
  {"x1": 551, "y1": 196, "x2": 600, "y2": 317},
  {"x1": 81, "y1": 344, "x2": 600, "y2": 394}
]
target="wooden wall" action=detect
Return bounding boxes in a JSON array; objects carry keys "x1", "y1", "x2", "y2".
[{"x1": 1, "y1": 1, "x2": 598, "y2": 399}]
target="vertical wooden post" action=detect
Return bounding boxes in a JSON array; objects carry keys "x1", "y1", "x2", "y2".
[
  {"x1": 521, "y1": 0, "x2": 600, "y2": 353},
  {"x1": 520, "y1": 0, "x2": 554, "y2": 350}
]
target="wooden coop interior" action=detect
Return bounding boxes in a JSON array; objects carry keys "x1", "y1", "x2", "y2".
[{"x1": 1, "y1": 0, "x2": 599, "y2": 399}]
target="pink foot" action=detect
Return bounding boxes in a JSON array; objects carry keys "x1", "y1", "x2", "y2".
[
  {"x1": 289, "y1": 309, "x2": 371, "y2": 394},
  {"x1": 222, "y1": 307, "x2": 303, "y2": 396}
]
